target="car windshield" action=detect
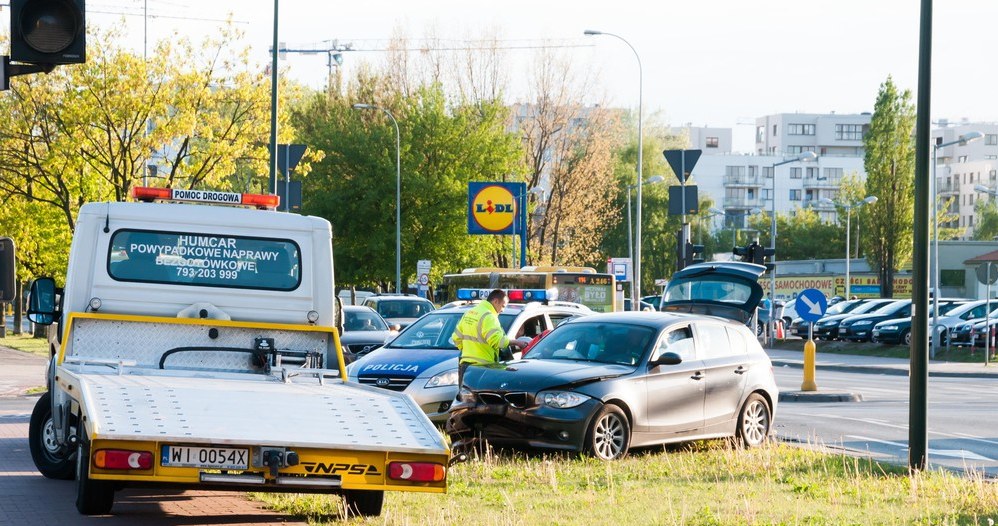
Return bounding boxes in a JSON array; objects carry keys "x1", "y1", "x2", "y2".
[
  {"x1": 851, "y1": 300, "x2": 892, "y2": 315},
  {"x1": 386, "y1": 311, "x2": 515, "y2": 349},
  {"x1": 375, "y1": 300, "x2": 434, "y2": 319},
  {"x1": 664, "y1": 278, "x2": 753, "y2": 305},
  {"x1": 826, "y1": 299, "x2": 863, "y2": 315},
  {"x1": 344, "y1": 310, "x2": 389, "y2": 331},
  {"x1": 527, "y1": 323, "x2": 655, "y2": 366}
]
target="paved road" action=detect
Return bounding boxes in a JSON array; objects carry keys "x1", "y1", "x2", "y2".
[
  {"x1": 0, "y1": 346, "x2": 307, "y2": 525},
  {"x1": 770, "y1": 347, "x2": 998, "y2": 477}
]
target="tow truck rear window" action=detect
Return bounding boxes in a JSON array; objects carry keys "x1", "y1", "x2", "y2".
[{"x1": 108, "y1": 229, "x2": 301, "y2": 290}]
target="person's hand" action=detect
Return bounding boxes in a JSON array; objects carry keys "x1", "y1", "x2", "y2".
[{"x1": 508, "y1": 339, "x2": 527, "y2": 350}]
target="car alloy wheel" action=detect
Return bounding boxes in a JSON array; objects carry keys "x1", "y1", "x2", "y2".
[
  {"x1": 737, "y1": 393, "x2": 771, "y2": 448},
  {"x1": 585, "y1": 405, "x2": 630, "y2": 460},
  {"x1": 902, "y1": 329, "x2": 911, "y2": 346}
]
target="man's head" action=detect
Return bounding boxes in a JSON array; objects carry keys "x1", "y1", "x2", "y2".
[{"x1": 487, "y1": 289, "x2": 509, "y2": 312}]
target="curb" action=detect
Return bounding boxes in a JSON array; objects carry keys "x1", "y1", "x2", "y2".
[
  {"x1": 770, "y1": 359, "x2": 998, "y2": 380},
  {"x1": 779, "y1": 390, "x2": 863, "y2": 403}
]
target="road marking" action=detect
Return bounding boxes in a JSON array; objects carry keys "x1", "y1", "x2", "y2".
[{"x1": 846, "y1": 435, "x2": 994, "y2": 461}]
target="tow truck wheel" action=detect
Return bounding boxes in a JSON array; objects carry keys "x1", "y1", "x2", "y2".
[
  {"x1": 341, "y1": 489, "x2": 384, "y2": 517},
  {"x1": 75, "y1": 425, "x2": 114, "y2": 515},
  {"x1": 29, "y1": 392, "x2": 76, "y2": 480}
]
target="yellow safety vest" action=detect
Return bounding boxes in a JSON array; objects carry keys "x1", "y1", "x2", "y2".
[{"x1": 453, "y1": 301, "x2": 509, "y2": 365}]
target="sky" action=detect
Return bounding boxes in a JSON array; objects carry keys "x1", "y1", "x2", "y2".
[{"x1": 80, "y1": 0, "x2": 998, "y2": 153}]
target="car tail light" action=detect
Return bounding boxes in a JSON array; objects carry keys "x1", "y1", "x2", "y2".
[
  {"x1": 388, "y1": 462, "x2": 445, "y2": 482},
  {"x1": 94, "y1": 449, "x2": 154, "y2": 470}
]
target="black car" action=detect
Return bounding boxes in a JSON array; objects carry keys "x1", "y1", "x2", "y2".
[
  {"x1": 870, "y1": 299, "x2": 966, "y2": 345},
  {"x1": 838, "y1": 300, "x2": 911, "y2": 342},
  {"x1": 447, "y1": 262, "x2": 779, "y2": 460},
  {"x1": 794, "y1": 299, "x2": 892, "y2": 340}
]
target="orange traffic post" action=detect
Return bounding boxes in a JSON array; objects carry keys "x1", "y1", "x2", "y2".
[{"x1": 802, "y1": 336, "x2": 817, "y2": 391}]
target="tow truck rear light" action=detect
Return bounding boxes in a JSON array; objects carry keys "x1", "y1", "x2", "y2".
[
  {"x1": 388, "y1": 461, "x2": 445, "y2": 482},
  {"x1": 94, "y1": 449, "x2": 154, "y2": 470}
]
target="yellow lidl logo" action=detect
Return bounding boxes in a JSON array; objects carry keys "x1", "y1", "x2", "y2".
[{"x1": 470, "y1": 185, "x2": 515, "y2": 233}]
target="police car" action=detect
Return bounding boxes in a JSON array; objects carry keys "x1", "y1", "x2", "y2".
[{"x1": 346, "y1": 289, "x2": 592, "y2": 423}]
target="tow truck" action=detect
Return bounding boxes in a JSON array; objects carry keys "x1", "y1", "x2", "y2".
[{"x1": 22, "y1": 188, "x2": 448, "y2": 516}]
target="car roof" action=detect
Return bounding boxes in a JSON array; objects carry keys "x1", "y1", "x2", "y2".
[
  {"x1": 343, "y1": 305, "x2": 378, "y2": 312},
  {"x1": 563, "y1": 311, "x2": 738, "y2": 329}
]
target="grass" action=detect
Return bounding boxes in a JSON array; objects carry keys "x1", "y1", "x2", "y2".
[
  {"x1": 770, "y1": 338, "x2": 995, "y2": 363},
  {"x1": 0, "y1": 333, "x2": 49, "y2": 358},
  {"x1": 253, "y1": 442, "x2": 998, "y2": 525}
]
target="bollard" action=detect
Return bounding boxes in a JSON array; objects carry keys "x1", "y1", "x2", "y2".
[{"x1": 802, "y1": 335, "x2": 817, "y2": 391}]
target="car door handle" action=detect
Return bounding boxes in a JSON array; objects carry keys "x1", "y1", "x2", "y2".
[
  {"x1": 734, "y1": 366, "x2": 748, "y2": 375},
  {"x1": 690, "y1": 371, "x2": 704, "y2": 381}
]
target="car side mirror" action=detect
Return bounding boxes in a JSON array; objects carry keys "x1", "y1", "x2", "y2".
[
  {"x1": 27, "y1": 277, "x2": 57, "y2": 325},
  {"x1": 650, "y1": 351, "x2": 683, "y2": 367}
]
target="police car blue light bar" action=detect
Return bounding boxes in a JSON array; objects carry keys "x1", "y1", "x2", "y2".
[{"x1": 455, "y1": 288, "x2": 559, "y2": 302}]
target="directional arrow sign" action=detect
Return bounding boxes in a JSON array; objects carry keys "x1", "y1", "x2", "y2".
[{"x1": 794, "y1": 288, "x2": 828, "y2": 323}]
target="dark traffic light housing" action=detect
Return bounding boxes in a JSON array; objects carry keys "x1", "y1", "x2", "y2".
[
  {"x1": 733, "y1": 242, "x2": 775, "y2": 272},
  {"x1": 10, "y1": 0, "x2": 86, "y2": 65}
]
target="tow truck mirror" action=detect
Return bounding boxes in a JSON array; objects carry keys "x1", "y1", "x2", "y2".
[
  {"x1": 0, "y1": 237, "x2": 14, "y2": 303},
  {"x1": 649, "y1": 351, "x2": 682, "y2": 368},
  {"x1": 27, "y1": 277, "x2": 57, "y2": 325}
]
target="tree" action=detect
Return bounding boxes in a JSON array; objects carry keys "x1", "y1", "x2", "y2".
[
  {"x1": 974, "y1": 198, "x2": 998, "y2": 241},
  {"x1": 514, "y1": 47, "x2": 621, "y2": 267},
  {"x1": 292, "y1": 83, "x2": 522, "y2": 290},
  {"x1": 747, "y1": 207, "x2": 843, "y2": 261},
  {"x1": 863, "y1": 77, "x2": 917, "y2": 298},
  {"x1": 0, "y1": 25, "x2": 289, "y2": 279}
]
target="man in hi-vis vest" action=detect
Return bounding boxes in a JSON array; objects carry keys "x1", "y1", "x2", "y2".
[{"x1": 453, "y1": 289, "x2": 525, "y2": 388}]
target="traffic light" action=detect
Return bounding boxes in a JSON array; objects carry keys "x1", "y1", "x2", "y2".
[
  {"x1": 751, "y1": 244, "x2": 776, "y2": 272},
  {"x1": 733, "y1": 244, "x2": 751, "y2": 263},
  {"x1": 689, "y1": 243, "x2": 704, "y2": 265},
  {"x1": 10, "y1": 0, "x2": 86, "y2": 65}
]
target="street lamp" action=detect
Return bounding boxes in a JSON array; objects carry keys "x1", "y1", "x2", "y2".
[
  {"x1": 769, "y1": 151, "x2": 818, "y2": 321},
  {"x1": 353, "y1": 103, "x2": 402, "y2": 293},
  {"x1": 820, "y1": 195, "x2": 878, "y2": 300},
  {"x1": 626, "y1": 176, "x2": 664, "y2": 306},
  {"x1": 702, "y1": 207, "x2": 726, "y2": 246},
  {"x1": 933, "y1": 131, "x2": 983, "y2": 355},
  {"x1": 586, "y1": 29, "x2": 644, "y2": 309}
]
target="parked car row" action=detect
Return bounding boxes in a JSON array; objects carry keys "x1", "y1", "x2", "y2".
[{"x1": 789, "y1": 297, "x2": 988, "y2": 346}]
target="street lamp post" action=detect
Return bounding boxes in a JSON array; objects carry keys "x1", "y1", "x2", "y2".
[
  {"x1": 821, "y1": 196, "x2": 878, "y2": 300},
  {"x1": 512, "y1": 186, "x2": 545, "y2": 268},
  {"x1": 769, "y1": 152, "x2": 817, "y2": 330},
  {"x1": 586, "y1": 29, "x2": 643, "y2": 311},
  {"x1": 626, "y1": 176, "x2": 665, "y2": 302},
  {"x1": 353, "y1": 103, "x2": 401, "y2": 293},
  {"x1": 932, "y1": 131, "x2": 983, "y2": 355}
]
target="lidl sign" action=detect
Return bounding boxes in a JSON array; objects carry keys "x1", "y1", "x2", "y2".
[{"x1": 467, "y1": 182, "x2": 525, "y2": 235}]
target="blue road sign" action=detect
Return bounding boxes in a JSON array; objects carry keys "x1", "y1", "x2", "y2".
[{"x1": 794, "y1": 288, "x2": 828, "y2": 323}]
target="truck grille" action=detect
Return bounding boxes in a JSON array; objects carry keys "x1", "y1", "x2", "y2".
[{"x1": 358, "y1": 376, "x2": 413, "y2": 391}]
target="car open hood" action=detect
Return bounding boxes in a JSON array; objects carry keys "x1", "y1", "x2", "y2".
[
  {"x1": 462, "y1": 359, "x2": 633, "y2": 391},
  {"x1": 348, "y1": 346, "x2": 457, "y2": 378},
  {"x1": 659, "y1": 262, "x2": 766, "y2": 324}
]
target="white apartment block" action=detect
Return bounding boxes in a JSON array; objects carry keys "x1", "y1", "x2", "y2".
[
  {"x1": 932, "y1": 121, "x2": 998, "y2": 238},
  {"x1": 672, "y1": 113, "x2": 871, "y2": 231}
]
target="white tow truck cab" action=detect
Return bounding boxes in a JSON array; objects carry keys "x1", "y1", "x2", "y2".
[{"x1": 26, "y1": 188, "x2": 448, "y2": 517}]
